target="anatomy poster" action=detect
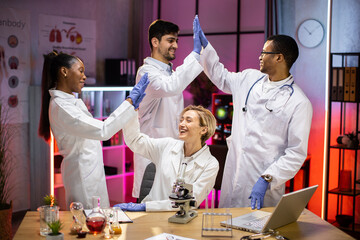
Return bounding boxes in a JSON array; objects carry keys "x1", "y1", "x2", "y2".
[
  {"x1": 38, "y1": 14, "x2": 96, "y2": 78},
  {"x1": 0, "y1": 8, "x2": 31, "y2": 124}
]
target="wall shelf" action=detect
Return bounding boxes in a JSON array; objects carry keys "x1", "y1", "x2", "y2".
[
  {"x1": 329, "y1": 144, "x2": 360, "y2": 150},
  {"x1": 324, "y1": 52, "x2": 360, "y2": 231},
  {"x1": 328, "y1": 188, "x2": 360, "y2": 196}
]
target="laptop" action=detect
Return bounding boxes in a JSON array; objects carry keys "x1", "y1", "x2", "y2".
[{"x1": 220, "y1": 185, "x2": 318, "y2": 233}]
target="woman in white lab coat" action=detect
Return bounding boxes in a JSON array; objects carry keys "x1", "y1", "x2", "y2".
[
  {"x1": 195, "y1": 18, "x2": 313, "y2": 208},
  {"x1": 38, "y1": 51, "x2": 149, "y2": 209},
  {"x1": 120, "y1": 105, "x2": 219, "y2": 212}
]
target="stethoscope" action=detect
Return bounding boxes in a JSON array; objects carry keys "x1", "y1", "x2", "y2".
[{"x1": 242, "y1": 75, "x2": 294, "y2": 113}]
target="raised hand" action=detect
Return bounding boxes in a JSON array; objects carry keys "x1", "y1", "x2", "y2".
[
  {"x1": 127, "y1": 73, "x2": 149, "y2": 109},
  {"x1": 193, "y1": 15, "x2": 201, "y2": 54},
  {"x1": 196, "y1": 16, "x2": 208, "y2": 48}
]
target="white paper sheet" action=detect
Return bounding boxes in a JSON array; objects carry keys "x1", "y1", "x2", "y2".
[{"x1": 145, "y1": 233, "x2": 195, "y2": 240}]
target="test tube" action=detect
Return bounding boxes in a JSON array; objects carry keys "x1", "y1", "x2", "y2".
[
  {"x1": 178, "y1": 163, "x2": 187, "y2": 183},
  {"x1": 211, "y1": 188, "x2": 215, "y2": 227},
  {"x1": 205, "y1": 191, "x2": 209, "y2": 212},
  {"x1": 205, "y1": 190, "x2": 209, "y2": 229},
  {"x1": 226, "y1": 208, "x2": 231, "y2": 225},
  {"x1": 211, "y1": 188, "x2": 215, "y2": 211}
]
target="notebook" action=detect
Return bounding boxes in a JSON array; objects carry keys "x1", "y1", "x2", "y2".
[{"x1": 220, "y1": 185, "x2": 318, "y2": 233}]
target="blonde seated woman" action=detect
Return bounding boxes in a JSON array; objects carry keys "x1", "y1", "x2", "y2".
[{"x1": 116, "y1": 105, "x2": 219, "y2": 211}]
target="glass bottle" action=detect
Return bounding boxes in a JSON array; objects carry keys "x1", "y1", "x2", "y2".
[
  {"x1": 69, "y1": 216, "x2": 83, "y2": 235},
  {"x1": 85, "y1": 196, "x2": 106, "y2": 235},
  {"x1": 69, "y1": 202, "x2": 84, "y2": 234}
]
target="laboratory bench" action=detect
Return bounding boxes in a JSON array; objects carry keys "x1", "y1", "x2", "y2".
[{"x1": 13, "y1": 207, "x2": 354, "y2": 240}]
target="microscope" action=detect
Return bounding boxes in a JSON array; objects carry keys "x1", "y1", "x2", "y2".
[{"x1": 168, "y1": 162, "x2": 198, "y2": 224}]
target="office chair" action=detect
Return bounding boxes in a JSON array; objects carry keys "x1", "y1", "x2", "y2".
[
  {"x1": 208, "y1": 144, "x2": 228, "y2": 208},
  {"x1": 137, "y1": 162, "x2": 156, "y2": 203}
]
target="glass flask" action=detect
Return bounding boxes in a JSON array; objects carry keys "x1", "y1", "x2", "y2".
[
  {"x1": 69, "y1": 202, "x2": 84, "y2": 234},
  {"x1": 69, "y1": 216, "x2": 83, "y2": 235},
  {"x1": 85, "y1": 196, "x2": 106, "y2": 235},
  {"x1": 102, "y1": 207, "x2": 115, "y2": 238},
  {"x1": 111, "y1": 207, "x2": 122, "y2": 234}
]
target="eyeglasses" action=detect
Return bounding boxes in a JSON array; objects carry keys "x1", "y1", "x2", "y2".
[{"x1": 260, "y1": 51, "x2": 281, "y2": 56}]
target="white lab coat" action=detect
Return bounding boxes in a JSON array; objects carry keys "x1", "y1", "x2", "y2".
[
  {"x1": 123, "y1": 112, "x2": 219, "y2": 211},
  {"x1": 49, "y1": 90, "x2": 136, "y2": 209},
  {"x1": 200, "y1": 43, "x2": 313, "y2": 208},
  {"x1": 132, "y1": 52, "x2": 203, "y2": 198}
]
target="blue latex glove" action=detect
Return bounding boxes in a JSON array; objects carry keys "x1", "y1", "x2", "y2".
[
  {"x1": 193, "y1": 15, "x2": 201, "y2": 54},
  {"x1": 199, "y1": 26, "x2": 208, "y2": 48},
  {"x1": 249, "y1": 177, "x2": 269, "y2": 210},
  {"x1": 194, "y1": 15, "x2": 208, "y2": 48},
  {"x1": 127, "y1": 73, "x2": 149, "y2": 109},
  {"x1": 113, "y1": 202, "x2": 146, "y2": 212}
]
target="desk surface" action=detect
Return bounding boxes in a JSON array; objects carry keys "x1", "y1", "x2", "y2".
[{"x1": 14, "y1": 208, "x2": 354, "y2": 240}]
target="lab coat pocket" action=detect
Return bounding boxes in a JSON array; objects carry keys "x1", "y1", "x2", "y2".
[{"x1": 265, "y1": 112, "x2": 288, "y2": 136}]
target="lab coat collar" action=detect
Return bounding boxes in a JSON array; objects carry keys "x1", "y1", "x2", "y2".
[
  {"x1": 260, "y1": 74, "x2": 294, "y2": 99},
  {"x1": 185, "y1": 144, "x2": 208, "y2": 161},
  {"x1": 191, "y1": 144, "x2": 211, "y2": 168},
  {"x1": 267, "y1": 74, "x2": 293, "y2": 85},
  {"x1": 49, "y1": 89, "x2": 77, "y2": 103},
  {"x1": 145, "y1": 57, "x2": 173, "y2": 75},
  {"x1": 170, "y1": 142, "x2": 210, "y2": 169},
  {"x1": 170, "y1": 140, "x2": 184, "y2": 155}
]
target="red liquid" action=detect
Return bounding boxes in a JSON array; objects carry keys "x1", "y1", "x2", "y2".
[{"x1": 86, "y1": 217, "x2": 105, "y2": 234}]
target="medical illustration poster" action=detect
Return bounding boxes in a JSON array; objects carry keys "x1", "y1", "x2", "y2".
[
  {"x1": 0, "y1": 8, "x2": 31, "y2": 124},
  {"x1": 38, "y1": 14, "x2": 96, "y2": 79}
]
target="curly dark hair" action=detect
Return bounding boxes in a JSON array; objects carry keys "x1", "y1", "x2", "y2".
[
  {"x1": 148, "y1": 19, "x2": 179, "y2": 50},
  {"x1": 267, "y1": 35, "x2": 299, "y2": 69}
]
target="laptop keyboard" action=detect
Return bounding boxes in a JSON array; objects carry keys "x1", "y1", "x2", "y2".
[{"x1": 244, "y1": 215, "x2": 270, "y2": 228}]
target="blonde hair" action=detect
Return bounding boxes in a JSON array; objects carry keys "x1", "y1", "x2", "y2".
[{"x1": 180, "y1": 105, "x2": 217, "y2": 146}]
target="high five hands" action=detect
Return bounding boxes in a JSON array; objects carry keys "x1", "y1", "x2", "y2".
[
  {"x1": 127, "y1": 73, "x2": 149, "y2": 109},
  {"x1": 193, "y1": 15, "x2": 208, "y2": 54}
]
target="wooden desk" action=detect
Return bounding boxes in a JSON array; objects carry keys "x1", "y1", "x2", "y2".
[{"x1": 14, "y1": 208, "x2": 354, "y2": 240}]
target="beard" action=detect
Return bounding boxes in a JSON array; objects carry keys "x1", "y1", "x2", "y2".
[
  {"x1": 164, "y1": 53, "x2": 175, "y2": 61},
  {"x1": 159, "y1": 47, "x2": 176, "y2": 61}
]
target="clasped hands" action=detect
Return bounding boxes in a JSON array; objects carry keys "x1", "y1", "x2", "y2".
[{"x1": 192, "y1": 15, "x2": 208, "y2": 54}]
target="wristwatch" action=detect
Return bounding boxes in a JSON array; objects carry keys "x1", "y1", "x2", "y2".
[{"x1": 261, "y1": 174, "x2": 273, "y2": 183}]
